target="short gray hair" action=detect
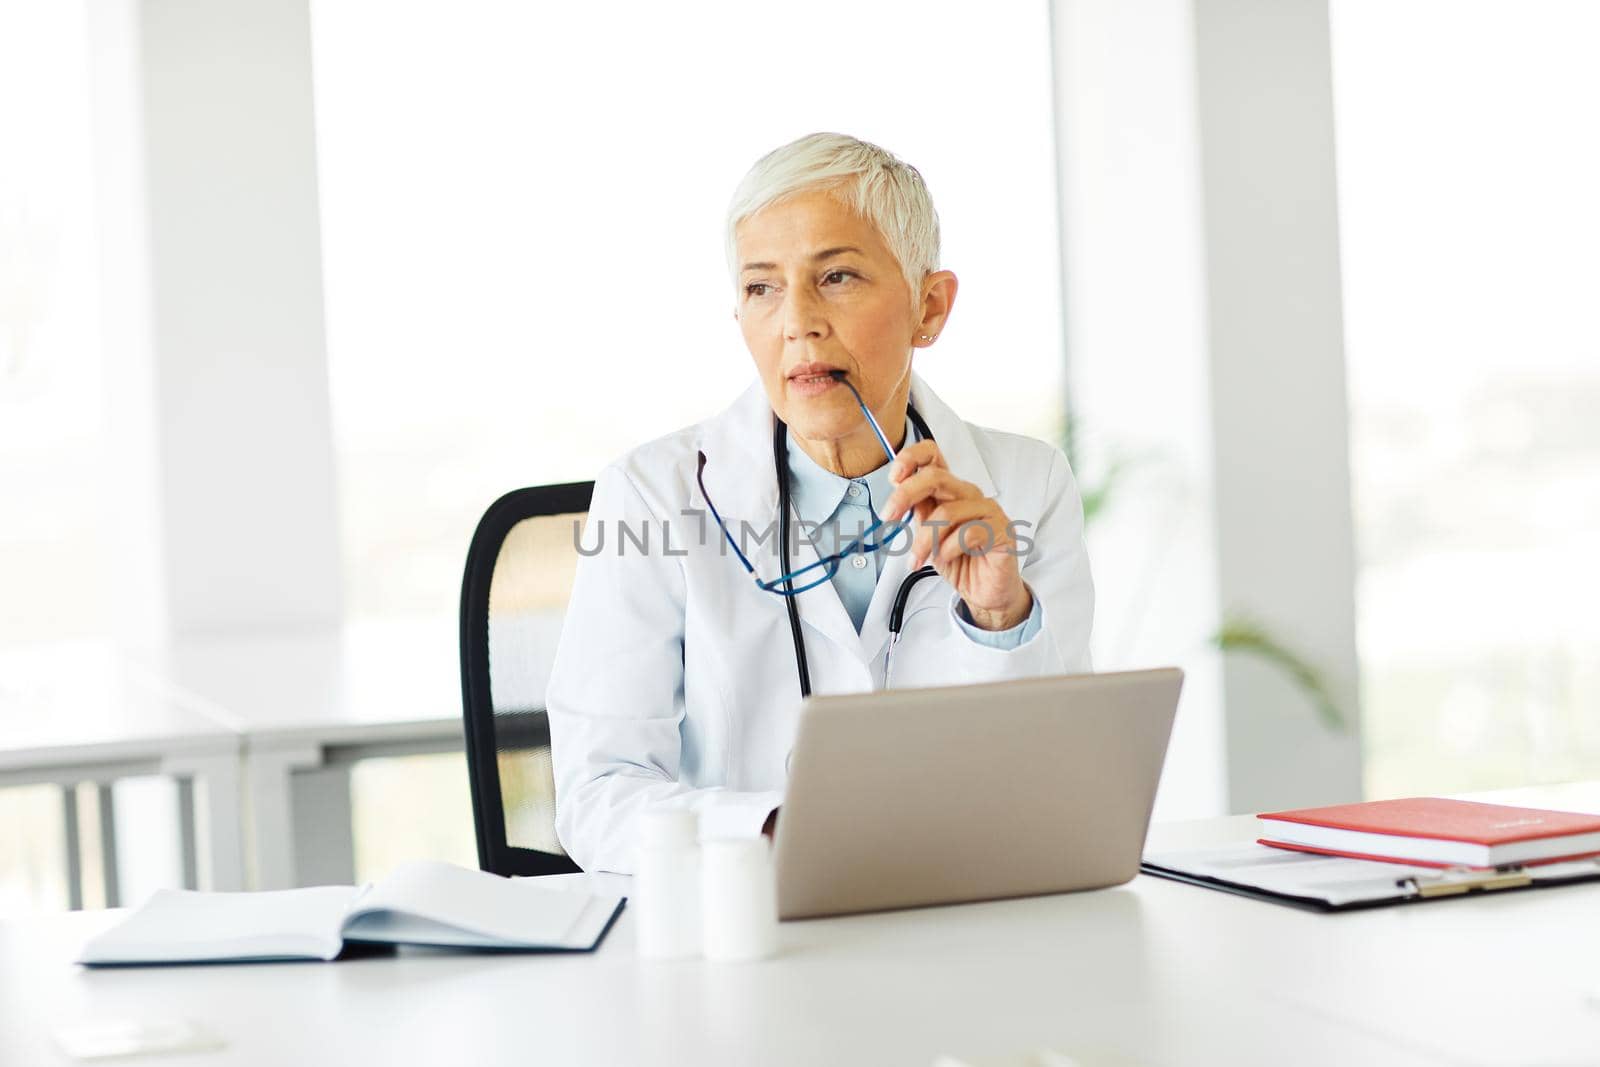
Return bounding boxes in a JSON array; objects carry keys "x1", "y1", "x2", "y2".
[{"x1": 725, "y1": 132, "x2": 941, "y2": 297}]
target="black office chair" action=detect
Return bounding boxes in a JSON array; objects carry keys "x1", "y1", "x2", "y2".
[{"x1": 459, "y1": 481, "x2": 593, "y2": 876}]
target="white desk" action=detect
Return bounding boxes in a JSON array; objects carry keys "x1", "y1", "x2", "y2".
[
  {"x1": 0, "y1": 643, "x2": 244, "y2": 896},
  {"x1": 9, "y1": 792, "x2": 1600, "y2": 1066}
]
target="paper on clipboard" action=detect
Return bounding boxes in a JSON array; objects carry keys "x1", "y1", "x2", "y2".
[{"x1": 1142, "y1": 842, "x2": 1600, "y2": 910}]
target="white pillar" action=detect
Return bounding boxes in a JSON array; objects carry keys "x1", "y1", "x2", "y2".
[
  {"x1": 1053, "y1": 0, "x2": 1362, "y2": 815},
  {"x1": 1193, "y1": 0, "x2": 1362, "y2": 811},
  {"x1": 88, "y1": 0, "x2": 341, "y2": 641},
  {"x1": 1052, "y1": 0, "x2": 1228, "y2": 819},
  {"x1": 86, "y1": 0, "x2": 342, "y2": 893}
]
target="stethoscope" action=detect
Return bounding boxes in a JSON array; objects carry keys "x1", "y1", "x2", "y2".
[{"x1": 771, "y1": 404, "x2": 942, "y2": 699}]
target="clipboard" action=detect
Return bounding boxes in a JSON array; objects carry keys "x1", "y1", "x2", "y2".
[{"x1": 1140, "y1": 843, "x2": 1600, "y2": 912}]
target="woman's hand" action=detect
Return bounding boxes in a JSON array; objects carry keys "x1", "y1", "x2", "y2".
[{"x1": 880, "y1": 440, "x2": 1032, "y2": 631}]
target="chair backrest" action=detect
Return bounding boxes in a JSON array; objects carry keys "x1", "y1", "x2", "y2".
[{"x1": 459, "y1": 481, "x2": 593, "y2": 876}]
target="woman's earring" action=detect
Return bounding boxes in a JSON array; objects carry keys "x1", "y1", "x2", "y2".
[{"x1": 920, "y1": 334, "x2": 936, "y2": 342}]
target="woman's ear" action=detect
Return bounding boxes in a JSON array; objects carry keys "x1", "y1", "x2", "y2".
[{"x1": 914, "y1": 271, "x2": 958, "y2": 347}]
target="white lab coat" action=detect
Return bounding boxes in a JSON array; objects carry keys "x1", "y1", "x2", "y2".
[{"x1": 545, "y1": 372, "x2": 1094, "y2": 873}]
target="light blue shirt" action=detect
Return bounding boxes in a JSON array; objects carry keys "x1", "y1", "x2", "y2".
[{"x1": 785, "y1": 422, "x2": 1041, "y2": 647}]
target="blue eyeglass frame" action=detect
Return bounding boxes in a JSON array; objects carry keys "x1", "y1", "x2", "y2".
[{"x1": 696, "y1": 372, "x2": 912, "y2": 596}]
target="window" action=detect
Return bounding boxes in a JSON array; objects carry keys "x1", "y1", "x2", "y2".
[
  {"x1": 1332, "y1": 0, "x2": 1600, "y2": 796},
  {"x1": 310, "y1": 0, "x2": 1067, "y2": 621},
  {"x1": 0, "y1": 0, "x2": 107, "y2": 645},
  {"x1": 0, "y1": 0, "x2": 109, "y2": 917}
]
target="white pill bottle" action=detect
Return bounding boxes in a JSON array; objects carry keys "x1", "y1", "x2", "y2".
[
  {"x1": 700, "y1": 836, "x2": 778, "y2": 962},
  {"x1": 633, "y1": 808, "x2": 701, "y2": 960}
]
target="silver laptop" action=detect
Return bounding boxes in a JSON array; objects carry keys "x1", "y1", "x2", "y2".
[{"x1": 774, "y1": 668, "x2": 1183, "y2": 919}]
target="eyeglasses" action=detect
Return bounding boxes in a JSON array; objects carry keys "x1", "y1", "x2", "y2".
[{"x1": 696, "y1": 371, "x2": 911, "y2": 596}]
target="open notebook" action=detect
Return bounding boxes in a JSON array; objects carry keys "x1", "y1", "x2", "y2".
[{"x1": 78, "y1": 861, "x2": 624, "y2": 965}]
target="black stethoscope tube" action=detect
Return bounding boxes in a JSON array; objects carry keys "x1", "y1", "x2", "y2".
[{"x1": 773, "y1": 405, "x2": 937, "y2": 699}]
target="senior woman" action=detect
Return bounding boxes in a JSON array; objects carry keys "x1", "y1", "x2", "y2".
[{"x1": 546, "y1": 133, "x2": 1094, "y2": 873}]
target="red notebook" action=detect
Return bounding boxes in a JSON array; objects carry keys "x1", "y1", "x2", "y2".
[{"x1": 1257, "y1": 797, "x2": 1600, "y2": 869}]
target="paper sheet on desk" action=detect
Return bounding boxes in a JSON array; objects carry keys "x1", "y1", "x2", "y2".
[
  {"x1": 1144, "y1": 843, "x2": 1600, "y2": 908},
  {"x1": 1145, "y1": 844, "x2": 1446, "y2": 907}
]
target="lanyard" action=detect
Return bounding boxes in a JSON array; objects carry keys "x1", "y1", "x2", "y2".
[{"x1": 772, "y1": 404, "x2": 937, "y2": 699}]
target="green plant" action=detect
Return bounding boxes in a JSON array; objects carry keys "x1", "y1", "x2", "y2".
[{"x1": 1210, "y1": 616, "x2": 1347, "y2": 732}]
